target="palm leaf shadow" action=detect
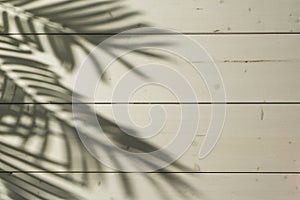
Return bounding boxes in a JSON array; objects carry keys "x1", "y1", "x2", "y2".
[
  {"x1": 0, "y1": 1, "x2": 201, "y2": 199},
  {"x1": 0, "y1": 0, "x2": 163, "y2": 75}
]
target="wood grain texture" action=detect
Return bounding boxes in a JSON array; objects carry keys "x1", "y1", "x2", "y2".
[
  {"x1": 0, "y1": 105, "x2": 299, "y2": 172},
  {"x1": 2, "y1": 0, "x2": 300, "y2": 33},
  {"x1": 0, "y1": 173, "x2": 299, "y2": 200},
  {"x1": 126, "y1": 0, "x2": 300, "y2": 33},
  {"x1": 1, "y1": 34, "x2": 299, "y2": 103},
  {"x1": 93, "y1": 34, "x2": 300, "y2": 102},
  {"x1": 0, "y1": 1, "x2": 299, "y2": 199}
]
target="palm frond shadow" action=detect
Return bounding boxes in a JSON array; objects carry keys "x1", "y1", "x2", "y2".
[
  {"x1": 0, "y1": 1, "x2": 201, "y2": 199},
  {"x1": 0, "y1": 0, "x2": 161, "y2": 75}
]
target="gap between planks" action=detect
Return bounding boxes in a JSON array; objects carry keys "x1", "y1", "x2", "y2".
[
  {"x1": 0, "y1": 102, "x2": 300, "y2": 105},
  {"x1": 1, "y1": 32, "x2": 300, "y2": 35},
  {"x1": 1, "y1": 171, "x2": 300, "y2": 174}
]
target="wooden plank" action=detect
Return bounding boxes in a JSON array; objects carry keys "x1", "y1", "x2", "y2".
[
  {"x1": 91, "y1": 34, "x2": 300, "y2": 102},
  {"x1": 68, "y1": 33, "x2": 300, "y2": 103},
  {"x1": 0, "y1": 2, "x2": 298, "y2": 199},
  {"x1": 2, "y1": 0, "x2": 300, "y2": 33},
  {"x1": 0, "y1": 104, "x2": 299, "y2": 172},
  {"x1": 1, "y1": 34, "x2": 300, "y2": 103},
  {"x1": 0, "y1": 172, "x2": 299, "y2": 200},
  {"x1": 127, "y1": 0, "x2": 300, "y2": 33}
]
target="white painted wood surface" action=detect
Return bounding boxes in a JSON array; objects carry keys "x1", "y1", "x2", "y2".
[
  {"x1": 0, "y1": 0, "x2": 299, "y2": 199},
  {"x1": 126, "y1": 0, "x2": 300, "y2": 33},
  {"x1": 0, "y1": 105, "x2": 299, "y2": 172},
  {"x1": 3, "y1": 0, "x2": 300, "y2": 33},
  {"x1": 93, "y1": 35, "x2": 300, "y2": 102},
  {"x1": 1, "y1": 35, "x2": 300, "y2": 102},
  {"x1": 0, "y1": 172, "x2": 299, "y2": 200}
]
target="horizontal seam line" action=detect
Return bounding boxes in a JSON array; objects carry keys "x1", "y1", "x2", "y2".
[
  {"x1": 1, "y1": 32, "x2": 300, "y2": 36},
  {"x1": 0, "y1": 102, "x2": 299, "y2": 105},
  {"x1": 1, "y1": 171, "x2": 300, "y2": 174}
]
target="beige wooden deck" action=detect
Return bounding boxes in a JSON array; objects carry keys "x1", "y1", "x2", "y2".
[{"x1": 0, "y1": 0, "x2": 299, "y2": 199}]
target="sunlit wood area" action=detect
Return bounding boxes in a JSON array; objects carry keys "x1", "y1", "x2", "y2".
[{"x1": 0, "y1": 0, "x2": 299, "y2": 199}]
